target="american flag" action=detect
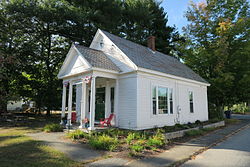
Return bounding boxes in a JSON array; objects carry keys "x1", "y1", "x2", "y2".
[
  {"x1": 63, "y1": 81, "x2": 69, "y2": 86},
  {"x1": 84, "y1": 76, "x2": 92, "y2": 83}
]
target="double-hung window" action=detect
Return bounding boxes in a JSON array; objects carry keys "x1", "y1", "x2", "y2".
[
  {"x1": 189, "y1": 91, "x2": 194, "y2": 113},
  {"x1": 158, "y1": 87, "x2": 168, "y2": 114},
  {"x1": 152, "y1": 86, "x2": 173, "y2": 115}
]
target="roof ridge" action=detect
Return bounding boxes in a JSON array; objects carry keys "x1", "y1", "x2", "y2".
[
  {"x1": 101, "y1": 29, "x2": 177, "y2": 60},
  {"x1": 74, "y1": 44, "x2": 105, "y2": 53},
  {"x1": 100, "y1": 29, "x2": 209, "y2": 84}
]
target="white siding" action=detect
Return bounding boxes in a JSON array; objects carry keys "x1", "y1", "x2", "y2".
[
  {"x1": 90, "y1": 31, "x2": 137, "y2": 73},
  {"x1": 117, "y1": 73, "x2": 137, "y2": 129},
  {"x1": 136, "y1": 72, "x2": 208, "y2": 130}
]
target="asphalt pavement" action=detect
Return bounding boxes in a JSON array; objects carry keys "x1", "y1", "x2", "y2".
[{"x1": 182, "y1": 115, "x2": 250, "y2": 167}]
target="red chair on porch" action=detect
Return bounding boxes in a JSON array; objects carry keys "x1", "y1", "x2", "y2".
[{"x1": 100, "y1": 114, "x2": 114, "y2": 127}]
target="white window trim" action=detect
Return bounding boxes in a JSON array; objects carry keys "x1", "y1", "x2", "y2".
[{"x1": 151, "y1": 84, "x2": 174, "y2": 116}]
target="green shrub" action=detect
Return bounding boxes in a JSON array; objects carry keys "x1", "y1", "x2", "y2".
[
  {"x1": 43, "y1": 124, "x2": 63, "y2": 132},
  {"x1": 185, "y1": 129, "x2": 204, "y2": 137},
  {"x1": 209, "y1": 118, "x2": 220, "y2": 123},
  {"x1": 130, "y1": 144, "x2": 144, "y2": 152},
  {"x1": 225, "y1": 119, "x2": 240, "y2": 124},
  {"x1": 195, "y1": 120, "x2": 202, "y2": 125},
  {"x1": 126, "y1": 132, "x2": 142, "y2": 144},
  {"x1": 147, "y1": 131, "x2": 166, "y2": 148},
  {"x1": 67, "y1": 129, "x2": 88, "y2": 140},
  {"x1": 202, "y1": 127, "x2": 216, "y2": 132},
  {"x1": 89, "y1": 134, "x2": 118, "y2": 151},
  {"x1": 230, "y1": 103, "x2": 249, "y2": 114}
]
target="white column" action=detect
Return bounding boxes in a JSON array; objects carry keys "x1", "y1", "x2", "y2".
[
  {"x1": 79, "y1": 82, "x2": 87, "y2": 128},
  {"x1": 66, "y1": 81, "x2": 73, "y2": 126},
  {"x1": 114, "y1": 79, "x2": 119, "y2": 127},
  {"x1": 105, "y1": 80, "x2": 111, "y2": 118},
  {"x1": 88, "y1": 76, "x2": 96, "y2": 130},
  {"x1": 60, "y1": 83, "x2": 67, "y2": 125}
]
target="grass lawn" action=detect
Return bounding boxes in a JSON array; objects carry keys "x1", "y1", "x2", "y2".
[{"x1": 0, "y1": 114, "x2": 82, "y2": 167}]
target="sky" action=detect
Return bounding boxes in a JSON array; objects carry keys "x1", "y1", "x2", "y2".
[{"x1": 161, "y1": 0, "x2": 202, "y2": 33}]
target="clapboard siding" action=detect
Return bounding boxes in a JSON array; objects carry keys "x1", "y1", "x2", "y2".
[
  {"x1": 136, "y1": 72, "x2": 208, "y2": 130},
  {"x1": 117, "y1": 74, "x2": 137, "y2": 129}
]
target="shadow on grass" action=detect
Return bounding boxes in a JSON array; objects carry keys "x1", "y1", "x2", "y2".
[
  {"x1": 0, "y1": 113, "x2": 61, "y2": 133},
  {"x1": 0, "y1": 135, "x2": 24, "y2": 143},
  {"x1": 0, "y1": 137, "x2": 80, "y2": 167}
]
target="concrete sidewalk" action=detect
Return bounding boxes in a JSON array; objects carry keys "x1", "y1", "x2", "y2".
[
  {"x1": 87, "y1": 118, "x2": 250, "y2": 167},
  {"x1": 27, "y1": 132, "x2": 103, "y2": 162}
]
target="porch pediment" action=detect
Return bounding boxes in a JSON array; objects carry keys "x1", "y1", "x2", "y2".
[{"x1": 58, "y1": 45, "x2": 91, "y2": 79}]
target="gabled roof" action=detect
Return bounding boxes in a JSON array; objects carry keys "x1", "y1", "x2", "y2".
[
  {"x1": 101, "y1": 30, "x2": 208, "y2": 84},
  {"x1": 75, "y1": 44, "x2": 121, "y2": 72}
]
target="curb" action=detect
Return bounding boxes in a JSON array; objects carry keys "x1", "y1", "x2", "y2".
[{"x1": 170, "y1": 122, "x2": 250, "y2": 167}]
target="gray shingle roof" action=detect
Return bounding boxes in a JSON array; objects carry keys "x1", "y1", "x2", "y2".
[
  {"x1": 75, "y1": 44, "x2": 120, "y2": 72},
  {"x1": 102, "y1": 30, "x2": 209, "y2": 84}
]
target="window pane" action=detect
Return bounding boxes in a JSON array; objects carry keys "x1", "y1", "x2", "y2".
[
  {"x1": 189, "y1": 91, "x2": 194, "y2": 113},
  {"x1": 158, "y1": 87, "x2": 168, "y2": 114},
  {"x1": 169, "y1": 88, "x2": 173, "y2": 114},
  {"x1": 152, "y1": 87, "x2": 156, "y2": 115}
]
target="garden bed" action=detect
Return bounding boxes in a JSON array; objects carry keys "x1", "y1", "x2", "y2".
[
  {"x1": 65, "y1": 119, "x2": 225, "y2": 158},
  {"x1": 164, "y1": 121, "x2": 225, "y2": 139}
]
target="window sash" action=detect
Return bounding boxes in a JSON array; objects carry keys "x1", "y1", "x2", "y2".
[
  {"x1": 169, "y1": 88, "x2": 173, "y2": 114},
  {"x1": 152, "y1": 86, "x2": 174, "y2": 115},
  {"x1": 189, "y1": 91, "x2": 194, "y2": 113},
  {"x1": 158, "y1": 87, "x2": 168, "y2": 114}
]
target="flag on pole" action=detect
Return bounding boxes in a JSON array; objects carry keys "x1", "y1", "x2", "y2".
[
  {"x1": 63, "y1": 81, "x2": 69, "y2": 86},
  {"x1": 84, "y1": 76, "x2": 92, "y2": 84}
]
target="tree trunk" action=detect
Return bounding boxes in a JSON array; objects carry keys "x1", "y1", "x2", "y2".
[
  {"x1": 46, "y1": 108, "x2": 50, "y2": 116},
  {"x1": 0, "y1": 101, "x2": 7, "y2": 113}
]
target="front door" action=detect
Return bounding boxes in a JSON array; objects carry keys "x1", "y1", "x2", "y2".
[{"x1": 95, "y1": 87, "x2": 105, "y2": 120}]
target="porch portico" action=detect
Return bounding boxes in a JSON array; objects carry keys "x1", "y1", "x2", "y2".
[{"x1": 60, "y1": 70, "x2": 119, "y2": 130}]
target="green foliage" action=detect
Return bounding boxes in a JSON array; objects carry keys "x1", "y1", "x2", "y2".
[
  {"x1": 129, "y1": 139, "x2": 146, "y2": 153},
  {"x1": 181, "y1": 0, "x2": 250, "y2": 119},
  {"x1": 0, "y1": 0, "x2": 180, "y2": 114},
  {"x1": 230, "y1": 103, "x2": 249, "y2": 114},
  {"x1": 43, "y1": 124, "x2": 63, "y2": 132},
  {"x1": 185, "y1": 127, "x2": 216, "y2": 137},
  {"x1": 185, "y1": 129, "x2": 205, "y2": 137},
  {"x1": 202, "y1": 127, "x2": 216, "y2": 132},
  {"x1": 126, "y1": 132, "x2": 142, "y2": 144},
  {"x1": 147, "y1": 130, "x2": 166, "y2": 148},
  {"x1": 130, "y1": 143, "x2": 144, "y2": 153},
  {"x1": 195, "y1": 120, "x2": 202, "y2": 125},
  {"x1": 89, "y1": 134, "x2": 118, "y2": 151},
  {"x1": 225, "y1": 119, "x2": 240, "y2": 124},
  {"x1": 209, "y1": 118, "x2": 221, "y2": 123},
  {"x1": 67, "y1": 129, "x2": 88, "y2": 140}
]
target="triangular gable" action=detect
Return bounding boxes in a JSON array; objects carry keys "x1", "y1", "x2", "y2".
[
  {"x1": 89, "y1": 29, "x2": 137, "y2": 73},
  {"x1": 58, "y1": 44, "x2": 92, "y2": 79}
]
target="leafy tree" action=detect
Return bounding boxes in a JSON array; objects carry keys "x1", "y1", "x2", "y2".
[
  {"x1": 1, "y1": 0, "x2": 180, "y2": 114},
  {"x1": 121, "y1": 0, "x2": 179, "y2": 54},
  {"x1": 1, "y1": 0, "x2": 76, "y2": 114},
  {"x1": 0, "y1": 2, "x2": 23, "y2": 112},
  {"x1": 181, "y1": 0, "x2": 250, "y2": 118}
]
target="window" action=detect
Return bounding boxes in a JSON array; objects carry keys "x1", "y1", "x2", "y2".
[
  {"x1": 152, "y1": 87, "x2": 157, "y2": 115},
  {"x1": 169, "y1": 88, "x2": 173, "y2": 114},
  {"x1": 189, "y1": 91, "x2": 194, "y2": 113},
  {"x1": 110, "y1": 87, "x2": 115, "y2": 113},
  {"x1": 158, "y1": 87, "x2": 168, "y2": 114},
  {"x1": 152, "y1": 86, "x2": 173, "y2": 115}
]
